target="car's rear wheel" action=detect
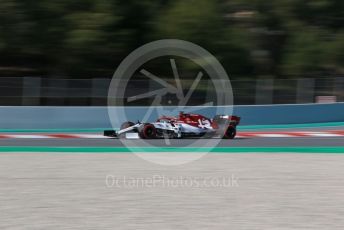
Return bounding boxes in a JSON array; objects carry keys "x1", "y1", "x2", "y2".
[
  {"x1": 222, "y1": 126, "x2": 236, "y2": 139},
  {"x1": 138, "y1": 123, "x2": 156, "y2": 139},
  {"x1": 119, "y1": 121, "x2": 135, "y2": 138}
]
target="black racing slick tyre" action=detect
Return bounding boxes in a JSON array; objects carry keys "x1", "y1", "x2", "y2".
[
  {"x1": 222, "y1": 126, "x2": 236, "y2": 139},
  {"x1": 119, "y1": 121, "x2": 135, "y2": 138},
  {"x1": 138, "y1": 123, "x2": 157, "y2": 139},
  {"x1": 120, "y1": 121, "x2": 135, "y2": 130}
]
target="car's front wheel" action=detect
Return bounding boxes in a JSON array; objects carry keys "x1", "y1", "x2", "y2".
[{"x1": 119, "y1": 121, "x2": 135, "y2": 138}]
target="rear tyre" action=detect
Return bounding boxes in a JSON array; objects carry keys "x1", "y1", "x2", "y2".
[
  {"x1": 138, "y1": 123, "x2": 157, "y2": 139},
  {"x1": 222, "y1": 126, "x2": 236, "y2": 139},
  {"x1": 119, "y1": 121, "x2": 135, "y2": 138}
]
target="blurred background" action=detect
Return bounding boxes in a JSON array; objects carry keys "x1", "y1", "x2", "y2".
[{"x1": 0, "y1": 0, "x2": 343, "y2": 106}]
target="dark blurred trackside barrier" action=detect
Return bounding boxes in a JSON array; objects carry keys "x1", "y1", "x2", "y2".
[{"x1": 0, "y1": 76, "x2": 343, "y2": 106}]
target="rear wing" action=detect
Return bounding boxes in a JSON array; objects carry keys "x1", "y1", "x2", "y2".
[
  {"x1": 229, "y1": 116, "x2": 240, "y2": 125},
  {"x1": 213, "y1": 115, "x2": 241, "y2": 126}
]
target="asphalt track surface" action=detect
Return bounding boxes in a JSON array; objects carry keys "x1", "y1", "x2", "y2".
[
  {"x1": 1, "y1": 126, "x2": 344, "y2": 229},
  {"x1": 1, "y1": 153, "x2": 344, "y2": 229},
  {"x1": 1, "y1": 126, "x2": 343, "y2": 147}
]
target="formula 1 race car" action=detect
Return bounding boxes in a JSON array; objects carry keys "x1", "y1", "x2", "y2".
[{"x1": 104, "y1": 112, "x2": 240, "y2": 139}]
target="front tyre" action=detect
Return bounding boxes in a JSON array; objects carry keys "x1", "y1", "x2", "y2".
[
  {"x1": 119, "y1": 121, "x2": 135, "y2": 138},
  {"x1": 138, "y1": 124, "x2": 157, "y2": 139},
  {"x1": 222, "y1": 126, "x2": 236, "y2": 139},
  {"x1": 120, "y1": 121, "x2": 135, "y2": 129}
]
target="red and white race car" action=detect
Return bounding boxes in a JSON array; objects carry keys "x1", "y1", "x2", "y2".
[{"x1": 104, "y1": 112, "x2": 240, "y2": 139}]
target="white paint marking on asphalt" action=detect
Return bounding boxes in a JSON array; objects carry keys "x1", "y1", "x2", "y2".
[
  {"x1": 9, "y1": 135, "x2": 54, "y2": 139},
  {"x1": 307, "y1": 133, "x2": 342, "y2": 137},
  {"x1": 76, "y1": 134, "x2": 113, "y2": 139},
  {"x1": 255, "y1": 134, "x2": 293, "y2": 138}
]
